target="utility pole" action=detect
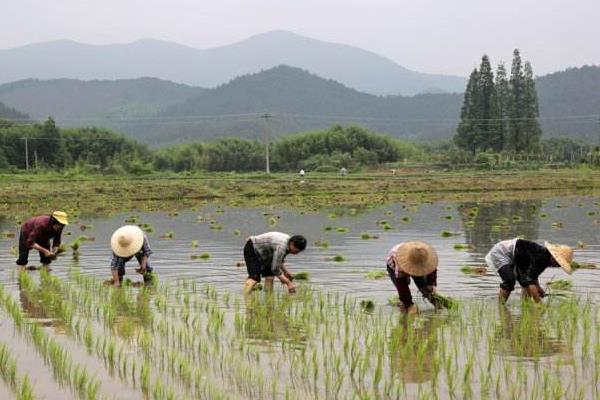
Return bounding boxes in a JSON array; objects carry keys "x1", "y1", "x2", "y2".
[
  {"x1": 260, "y1": 113, "x2": 272, "y2": 174},
  {"x1": 22, "y1": 137, "x2": 29, "y2": 170}
]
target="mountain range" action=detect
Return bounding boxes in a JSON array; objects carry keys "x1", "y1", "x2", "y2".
[
  {"x1": 0, "y1": 64, "x2": 598, "y2": 146},
  {"x1": 0, "y1": 31, "x2": 465, "y2": 96}
]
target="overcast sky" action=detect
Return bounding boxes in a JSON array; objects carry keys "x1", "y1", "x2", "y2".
[{"x1": 3, "y1": 0, "x2": 599, "y2": 76}]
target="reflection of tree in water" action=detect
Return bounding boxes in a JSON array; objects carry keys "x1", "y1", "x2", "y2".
[
  {"x1": 493, "y1": 305, "x2": 570, "y2": 359},
  {"x1": 458, "y1": 200, "x2": 541, "y2": 254},
  {"x1": 244, "y1": 295, "x2": 307, "y2": 347},
  {"x1": 388, "y1": 314, "x2": 447, "y2": 384}
]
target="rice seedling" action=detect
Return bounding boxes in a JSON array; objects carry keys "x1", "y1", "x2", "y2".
[
  {"x1": 293, "y1": 272, "x2": 310, "y2": 280},
  {"x1": 160, "y1": 232, "x2": 175, "y2": 239},
  {"x1": 365, "y1": 270, "x2": 387, "y2": 279},
  {"x1": 460, "y1": 266, "x2": 487, "y2": 275},
  {"x1": 335, "y1": 227, "x2": 349, "y2": 233},
  {"x1": 315, "y1": 240, "x2": 329, "y2": 249},
  {"x1": 453, "y1": 243, "x2": 471, "y2": 250},
  {"x1": 570, "y1": 261, "x2": 597, "y2": 270},
  {"x1": 546, "y1": 279, "x2": 572, "y2": 290},
  {"x1": 360, "y1": 232, "x2": 379, "y2": 240},
  {"x1": 331, "y1": 255, "x2": 346, "y2": 262},
  {"x1": 191, "y1": 240, "x2": 199, "y2": 248},
  {"x1": 359, "y1": 299, "x2": 375, "y2": 312}
]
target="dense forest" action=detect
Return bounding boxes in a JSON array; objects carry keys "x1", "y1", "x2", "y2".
[
  {"x1": 1, "y1": 118, "x2": 599, "y2": 173},
  {"x1": 1, "y1": 65, "x2": 598, "y2": 145}
]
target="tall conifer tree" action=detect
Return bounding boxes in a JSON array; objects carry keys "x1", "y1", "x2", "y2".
[{"x1": 494, "y1": 63, "x2": 510, "y2": 151}]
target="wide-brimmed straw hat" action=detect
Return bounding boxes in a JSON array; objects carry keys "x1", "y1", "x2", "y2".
[
  {"x1": 395, "y1": 241, "x2": 438, "y2": 277},
  {"x1": 52, "y1": 211, "x2": 69, "y2": 225},
  {"x1": 111, "y1": 225, "x2": 144, "y2": 258},
  {"x1": 544, "y1": 241, "x2": 573, "y2": 275}
]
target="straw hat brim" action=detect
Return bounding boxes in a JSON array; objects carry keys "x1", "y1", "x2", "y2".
[
  {"x1": 111, "y1": 225, "x2": 144, "y2": 258},
  {"x1": 52, "y1": 211, "x2": 69, "y2": 225},
  {"x1": 395, "y1": 241, "x2": 438, "y2": 277},
  {"x1": 544, "y1": 241, "x2": 573, "y2": 275}
]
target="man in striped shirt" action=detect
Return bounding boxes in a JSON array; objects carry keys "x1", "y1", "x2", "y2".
[{"x1": 243, "y1": 231, "x2": 307, "y2": 294}]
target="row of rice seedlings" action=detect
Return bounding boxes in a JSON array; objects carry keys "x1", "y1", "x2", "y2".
[
  {"x1": 0, "y1": 281, "x2": 100, "y2": 400},
  {"x1": 24, "y1": 270, "x2": 192, "y2": 399},
  {"x1": 65, "y1": 269, "x2": 246, "y2": 398},
  {"x1": 0, "y1": 342, "x2": 36, "y2": 400},
  {"x1": 66, "y1": 265, "x2": 600, "y2": 398}
]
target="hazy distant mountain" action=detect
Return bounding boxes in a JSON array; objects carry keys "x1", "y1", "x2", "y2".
[
  {"x1": 0, "y1": 64, "x2": 598, "y2": 146},
  {"x1": 0, "y1": 77, "x2": 205, "y2": 121},
  {"x1": 536, "y1": 65, "x2": 600, "y2": 139},
  {"x1": 0, "y1": 101, "x2": 29, "y2": 121},
  {"x1": 0, "y1": 31, "x2": 465, "y2": 96}
]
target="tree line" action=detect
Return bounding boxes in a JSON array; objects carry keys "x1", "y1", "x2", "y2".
[
  {"x1": 454, "y1": 49, "x2": 542, "y2": 155},
  {"x1": 0, "y1": 120, "x2": 421, "y2": 173},
  {"x1": 1, "y1": 117, "x2": 599, "y2": 173}
]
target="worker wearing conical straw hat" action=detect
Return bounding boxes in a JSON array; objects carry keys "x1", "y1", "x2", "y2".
[
  {"x1": 485, "y1": 238, "x2": 573, "y2": 303},
  {"x1": 386, "y1": 241, "x2": 444, "y2": 314},
  {"x1": 109, "y1": 225, "x2": 155, "y2": 287},
  {"x1": 16, "y1": 211, "x2": 69, "y2": 272}
]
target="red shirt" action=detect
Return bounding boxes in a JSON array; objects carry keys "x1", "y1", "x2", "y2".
[{"x1": 20, "y1": 215, "x2": 63, "y2": 249}]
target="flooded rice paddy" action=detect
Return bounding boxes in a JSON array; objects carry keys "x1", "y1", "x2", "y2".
[{"x1": 1, "y1": 194, "x2": 600, "y2": 399}]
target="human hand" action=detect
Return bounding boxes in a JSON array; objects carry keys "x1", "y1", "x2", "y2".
[
  {"x1": 287, "y1": 282, "x2": 297, "y2": 294},
  {"x1": 42, "y1": 248, "x2": 54, "y2": 257},
  {"x1": 284, "y1": 271, "x2": 294, "y2": 281},
  {"x1": 406, "y1": 304, "x2": 418, "y2": 314}
]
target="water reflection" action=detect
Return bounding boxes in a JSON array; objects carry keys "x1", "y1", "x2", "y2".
[
  {"x1": 243, "y1": 294, "x2": 307, "y2": 348},
  {"x1": 493, "y1": 305, "x2": 569, "y2": 359},
  {"x1": 459, "y1": 200, "x2": 541, "y2": 255},
  {"x1": 388, "y1": 314, "x2": 447, "y2": 383},
  {"x1": 110, "y1": 288, "x2": 154, "y2": 341}
]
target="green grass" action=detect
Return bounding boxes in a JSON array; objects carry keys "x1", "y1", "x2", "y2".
[{"x1": 365, "y1": 270, "x2": 387, "y2": 279}]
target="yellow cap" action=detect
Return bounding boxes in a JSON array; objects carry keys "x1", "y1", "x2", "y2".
[{"x1": 52, "y1": 211, "x2": 69, "y2": 225}]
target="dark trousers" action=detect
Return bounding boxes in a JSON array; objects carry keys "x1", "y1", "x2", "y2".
[
  {"x1": 244, "y1": 240, "x2": 274, "y2": 282},
  {"x1": 16, "y1": 231, "x2": 52, "y2": 266}
]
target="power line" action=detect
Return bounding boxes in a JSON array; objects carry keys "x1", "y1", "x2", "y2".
[{"x1": 2, "y1": 112, "x2": 600, "y2": 125}]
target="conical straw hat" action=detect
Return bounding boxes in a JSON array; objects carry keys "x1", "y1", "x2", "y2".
[
  {"x1": 111, "y1": 225, "x2": 144, "y2": 258},
  {"x1": 544, "y1": 242, "x2": 573, "y2": 275},
  {"x1": 395, "y1": 241, "x2": 438, "y2": 277}
]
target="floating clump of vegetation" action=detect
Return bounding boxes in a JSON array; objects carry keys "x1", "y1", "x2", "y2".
[
  {"x1": 360, "y1": 232, "x2": 379, "y2": 240},
  {"x1": 139, "y1": 223, "x2": 154, "y2": 233},
  {"x1": 444, "y1": 215, "x2": 453, "y2": 221},
  {"x1": 124, "y1": 215, "x2": 139, "y2": 223},
  {"x1": 331, "y1": 255, "x2": 346, "y2": 262},
  {"x1": 160, "y1": 231, "x2": 174, "y2": 239},
  {"x1": 314, "y1": 240, "x2": 329, "y2": 249},
  {"x1": 570, "y1": 261, "x2": 597, "y2": 270},
  {"x1": 460, "y1": 266, "x2": 487, "y2": 275},
  {"x1": 323, "y1": 226, "x2": 333, "y2": 231},
  {"x1": 441, "y1": 230, "x2": 461, "y2": 238},
  {"x1": 232, "y1": 229, "x2": 241, "y2": 236},
  {"x1": 453, "y1": 243, "x2": 472, "y2": 250},
  {"x1": 191, "y1": 240, "x2": 199, "y2": 248},
  {"x1": 401, "y1": 216, "x2": 411, "y2": 223},
  {"x1": 365, "y1": 270, "x2": 387, "y2": 279},
  {"x1": 191, "y1": 252, "x2": 211, "y2": 260},
  {"x1": 335, "y1": 227, "x2": 349, "y2": 233}
]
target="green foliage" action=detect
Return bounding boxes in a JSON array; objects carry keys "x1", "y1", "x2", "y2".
[{"x1": 455, "y1": 50, "x2": 541, "y2": 155}]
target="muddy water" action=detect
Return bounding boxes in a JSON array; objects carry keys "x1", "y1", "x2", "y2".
[
  {"x1": 1, "y1": 195, "x2": 600, "y2": 399},
  {"x1": 1, "y1": 196, "x2": 599, "y2": 305}
]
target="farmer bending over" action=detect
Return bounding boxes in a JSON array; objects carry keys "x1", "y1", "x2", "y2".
[
  {"x1": 243, "y1": 232, "x2": 307, "y2": 294},
  {"x1": 485, "y1": 238, "x2": 572, "y2": 303},
  {"x1": 387, "y1": 241, "x2": 441, "y2": 314},
  {"x1": 16, "y1": 211, "x2": 69, "y2": 271},
  {"x1": 110, "y1": 225, "x2": 154, "y2": 287}
]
